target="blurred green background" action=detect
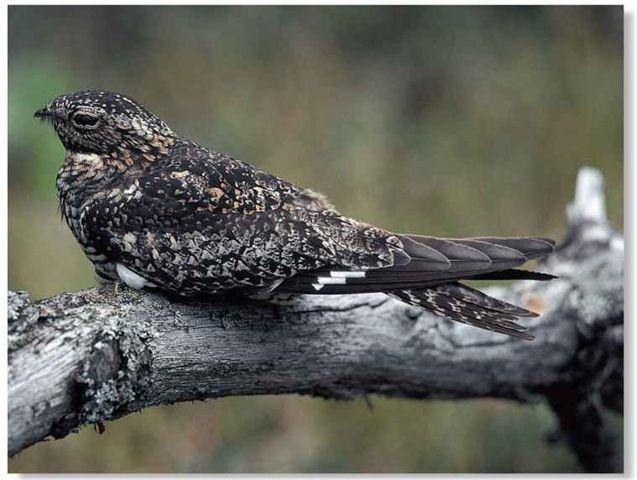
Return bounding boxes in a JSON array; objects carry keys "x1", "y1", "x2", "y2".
[{"x1": 8, "y1": 5, "x2": 622, "y2": 473}]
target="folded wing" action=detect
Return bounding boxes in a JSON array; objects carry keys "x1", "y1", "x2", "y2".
[{"x1": 276, "y1": 235, "x2": 556, "y2": 340}]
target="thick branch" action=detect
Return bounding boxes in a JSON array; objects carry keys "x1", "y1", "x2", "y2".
[{"x1": 8, "y1": 167, "x2": 623, "y2": 472}]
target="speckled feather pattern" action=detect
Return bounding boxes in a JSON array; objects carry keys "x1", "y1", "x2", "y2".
[{"x1": 39, "y1": 90, "x2": 555, "y2": 338}]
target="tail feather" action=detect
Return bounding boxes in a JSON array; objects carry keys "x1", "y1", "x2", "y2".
[
  {"x1": 436, "y1": 282, "x2": 537, "y2": 318},
  {"x1": 392, "y1": 283, "x2": 536, "y2": 340}
]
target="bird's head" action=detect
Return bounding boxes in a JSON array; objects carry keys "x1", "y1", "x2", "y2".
[{"x1": 35, "y1": 90, "x2": 176, "y2": 157}]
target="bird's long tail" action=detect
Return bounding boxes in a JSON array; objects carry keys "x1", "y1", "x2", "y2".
[
  {"x1": 277, "y1": 235, "x2": 556, "y2": 339},
  {"x1": 390, "y1": 282, "x2": 537, "y2": 340}
]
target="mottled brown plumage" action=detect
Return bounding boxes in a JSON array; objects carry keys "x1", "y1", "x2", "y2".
[{"x1": 36, "y1": 90, "x2": 556, "y2": 339}]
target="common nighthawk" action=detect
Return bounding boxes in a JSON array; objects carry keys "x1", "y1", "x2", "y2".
[{"x1": 35, "y1": 90, "x2": 555, "y2": 340}]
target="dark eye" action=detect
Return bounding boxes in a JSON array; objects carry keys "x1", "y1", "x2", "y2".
[{"x1": 72, "y1": 112, "x2": 100, "y2": 129}]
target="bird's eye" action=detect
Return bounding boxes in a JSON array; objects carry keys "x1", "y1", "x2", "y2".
[{"x1": 72, "y1": 113, "x2": 100, "y2": 129}]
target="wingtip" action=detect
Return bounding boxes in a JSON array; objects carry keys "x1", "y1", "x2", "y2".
[
  {"x1": 534, "y1": 237, "x2": 557, "y2": 251},
  {"x1": 520, "y1": 237, "x2": 557, "y2": 256},
  {"x1": 526, "y1": 271, "x2": 558, "y2": 281},
  {"x1": 473, "y1": 237, "x2": 556, "y2": 259}
]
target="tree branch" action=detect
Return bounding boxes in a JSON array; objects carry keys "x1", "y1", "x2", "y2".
[{"x1": 8, "y1": 167, "x2": 623, "y2": 472}]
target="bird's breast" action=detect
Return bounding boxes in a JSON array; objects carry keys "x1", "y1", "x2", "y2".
[{"x1": 56, "y1": 151, "x2": 118, "y2": 244}]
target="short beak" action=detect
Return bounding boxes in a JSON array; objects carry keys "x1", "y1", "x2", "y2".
[{"x1": 34, "y1": 107, "x2": 52, "y2": 120}]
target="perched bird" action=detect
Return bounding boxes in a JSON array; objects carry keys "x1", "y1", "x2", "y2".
[{"x1": 35, "y1": 90, "x2": 555, "y2": 340}]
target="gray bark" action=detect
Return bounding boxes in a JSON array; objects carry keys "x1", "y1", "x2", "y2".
[{"x1": 8, "y1": 167, "x2": 623, "y2": 472}]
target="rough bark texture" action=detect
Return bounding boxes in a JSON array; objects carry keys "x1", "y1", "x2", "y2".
[{"x1": 8, "y1": 167, "x2": 623, "y2": 472}]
